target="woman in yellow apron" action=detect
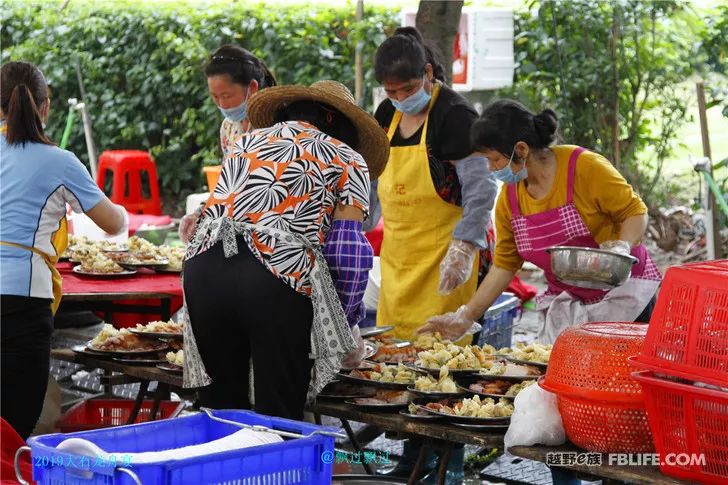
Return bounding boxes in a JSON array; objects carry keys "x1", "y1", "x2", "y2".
[
  {"x1": 0, "y1": 61, "x2": 126, "y2": 439},
  {"x1": 369, "y1": 27, "x2": 498, "y2": 484}
]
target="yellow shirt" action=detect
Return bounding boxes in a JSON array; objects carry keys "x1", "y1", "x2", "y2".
[{"x1": 494, "y1": 145, "x2": 647, "y2": 273}]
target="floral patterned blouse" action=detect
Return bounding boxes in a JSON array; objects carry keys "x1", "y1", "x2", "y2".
[
  {"x1": 219, "y1": 118, "x2": 248, "y2": 159},
  {"x1": 187, "y1": 121, "x2": 370, "y2": 296}
]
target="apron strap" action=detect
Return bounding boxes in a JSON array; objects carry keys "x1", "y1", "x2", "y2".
[
  {"x1": 0, "y1": 240, "x2": 63, "y2": 314},
  {"x1": 507, "y1": 183, "x2": 521, "y2": 218},
  {"x1": 567, "y1": 147, "x2": 586, "y2": 204}
]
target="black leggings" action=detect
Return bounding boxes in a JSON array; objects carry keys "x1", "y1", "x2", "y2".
[
  {"x1": 1, "y1": 296, "x2": 53, "y2": 440},
  {"x1": 183, "y1": 237, "x2": 314, "y2": 420}
]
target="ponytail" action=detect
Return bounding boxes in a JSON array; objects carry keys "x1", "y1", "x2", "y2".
[
  {"x1": 374, "y1": 26, "x2": 446, "y2": 84},
  {"x1": 205, "y1": 45, "x2": 277, "y2": 89},
  {"x1": 1, "y1": 62, "x2": 52, "y2": 146}
]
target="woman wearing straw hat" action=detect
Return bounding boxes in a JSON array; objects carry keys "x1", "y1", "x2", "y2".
[{"x1": 180, "y1": 80, "x2": 389, "y2": 420}]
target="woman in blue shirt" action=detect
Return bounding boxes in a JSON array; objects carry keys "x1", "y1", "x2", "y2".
[{"x1": 0, "y1": 61, "x2": 127, "y2": 438}]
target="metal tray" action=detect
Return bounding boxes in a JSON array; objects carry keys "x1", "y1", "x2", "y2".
[
  {"x1": 72, "y1": 266, "x2": 137, "y2": 278},
  {"x1": 360, "y1": 325, "x2": 395, "y2": 339},
  {"x1": 337, "y1": 370, "x2": 414, "y2": 390},
  {"x1": 399, "y1": 409, "x2": 445, "y2": 421},
  {"x1": 502, "y1": 356, "x2": 548, "y2": 370},
  {"x1": 345, "y1": 397, "x2": 410, "y2": 411},
  {"x1": 85, "y1": 340, "x2": 168, "y2": 356},
  {"x1": 129, "y1": 329, "x2": 183, "y2": 340},
  {"x1": 113, "y1": 354, "x2": 167, "y2": 365},
  {"x1": 156, "y1": 363, "x2": 183, "y2": 373},
  {"x1": 406, "y1": 385, "x2": 464, "y2": 399},
  {"x1": 413, "y1": 399, "x2": 512, "y2": 424}
]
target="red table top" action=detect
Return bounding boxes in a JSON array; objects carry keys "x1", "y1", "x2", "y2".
[{"x1": 58, "y1": 261, "x2": 182, "y2": 299}]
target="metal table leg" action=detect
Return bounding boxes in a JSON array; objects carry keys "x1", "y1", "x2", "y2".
[
  {"x1": 126, "y1": 380, "x2": 149, "y2": 425},
  {"x1": 340, "y1": 418, "x2": 374, "y2": 475},
  {"x1": 149, "y1": 382, "x2": 169, "y2": 421}
]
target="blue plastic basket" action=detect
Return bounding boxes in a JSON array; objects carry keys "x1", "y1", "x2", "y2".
[
  {"x1": 24, "y1": 409, "x2": 337, "y2": 485},
  {"x1": 477, "y1": 292, "x2": 520, "y2": 349}
]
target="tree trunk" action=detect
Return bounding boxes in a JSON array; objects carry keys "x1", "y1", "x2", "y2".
[{"x1": 415, "y1": 0, "x2": 464, "y2": 85}]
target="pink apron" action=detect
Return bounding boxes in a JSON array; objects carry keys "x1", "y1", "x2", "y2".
[{"x1": 508, "y1": 147, "x2": 661, "y2": 342}]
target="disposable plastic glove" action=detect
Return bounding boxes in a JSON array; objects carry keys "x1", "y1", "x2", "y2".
[
  {"x1": 417, "y1": 305, "x2": 482, "y2": 342},
  {"x1": 178, "y1": 211, "x2": 201, "y2": 244},
  {"x1": 438, "y1": 239, "x2": 477, "y2": 295},
  {"x1": 341, "y1": 325, "x2": 367, "y2": 369},
  {"x1": 599, "y1": 240, "x2": 631, "y2": 255}
]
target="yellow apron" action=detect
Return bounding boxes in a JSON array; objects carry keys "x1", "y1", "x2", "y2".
[{"x1": 376, "y1": 83, "x2": 478, "y2": 342}]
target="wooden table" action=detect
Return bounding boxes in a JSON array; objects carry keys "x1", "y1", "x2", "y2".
[
  {"x1": 52, "y1": 348, "x2": 183, "y2": 424},
  {"x1": 509, "y1": 444, "x2": 694, "y2": 485},
  {"x1": 310, "y1": 399, "x2": 505, "y2": 484}
]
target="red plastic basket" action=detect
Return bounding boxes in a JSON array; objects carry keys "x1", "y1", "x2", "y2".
[
  {"x1": 57, "y1": 399, "x2": 184, "y2": 432},
  {"x1": 632, "y1": 371, "x2": 728, "y2": 484},
  {"x1": 543, "y1": 322, "x2": 647, "y2": 401},
  {"x1": 632, "y1": 260, "x2": 728, "y2": 387},
  {"x1": 540, "y1": 322, "x2": 654, "y2": 453}
]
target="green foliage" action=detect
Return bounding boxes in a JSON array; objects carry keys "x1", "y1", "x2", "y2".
[
  {"x1": 1, "y1": 0, "x2": 397, "y2": 212},
  {"x1": 499, "y1": 0, "x2": 701, "y2": 207},
  {"x1": 697, "y1": 3, "x2": 728, "y2": 117}
]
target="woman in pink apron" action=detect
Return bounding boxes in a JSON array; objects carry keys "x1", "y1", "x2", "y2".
[{"x1": 420, "y1": 99, "x2": 661, "y2": 345}]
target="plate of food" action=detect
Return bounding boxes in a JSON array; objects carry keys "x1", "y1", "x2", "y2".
[
  {"x1": 458, "y1": 378, "x2": 536, "y2": 399},
  {"x1": 157, "y1": 350, "x2": 184, "y2": 373},
  {"x1": 338, "y1": 363, "x2": 419, "y2": 389},
  {"x1": 416, "y1": 396, "x2": 514, "y2": 424},
  {"x1": 129, "y1": 319, "x2": 184, "y2": 339},
  {"x1": 407, "y1": 369, "x2": 464, "y2": 398},
  {"x1": 400, "y1": 402, "x2": 445, "y2": 421},
  {"x1": 370, "y1": 341, "x2": 417, "y2": 365},
  {"x1": 359, "y1": 325, "x2": 395, "y2": 339},
  {"x1": 154, "y1": 246, "x2": 185, "y2": 273},
  {"x1": 474, "y1": 360, "x2": 543, "y2": 382},
  {"x1": 414, "y1": 342, "x2": 498, "y2": 375},
  {"x1": 497, "y1": 342, "x2": 551, "y2": 370},
  {"x1": 108, "y1": 253, "x2": 169, "y2": 270},
  {"x1": 345, "y1": 390, "x2": 412, "y2": 411},
  {"x1": 317, "y1": 381, "x2": 378, "y2": 400},
  {"x1": 71, "y1": 344, "x2": 113, "y2": 358},
  {"x1": 87, "y1": 324, "x2": 167, "y2": 355}
]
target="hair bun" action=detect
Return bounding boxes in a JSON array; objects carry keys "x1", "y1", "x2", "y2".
[
  {"x1": 533, "y1": 108, "x2": 558, "y2": 144},
  {"x1": 393, "y1": 26, "x2": 424, "y2": 44}
]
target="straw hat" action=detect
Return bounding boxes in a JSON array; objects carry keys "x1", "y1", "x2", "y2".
[{"x1": 247, "y1": 80, "x2": 389, "y2": 179}]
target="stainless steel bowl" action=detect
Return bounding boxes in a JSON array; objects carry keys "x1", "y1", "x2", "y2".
[{"x1": 546, "y1": 246, "x2": 638, "y2": 290}]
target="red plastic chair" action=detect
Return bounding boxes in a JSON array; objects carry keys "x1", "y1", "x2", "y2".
[{"x1": 97, "y1": 150, "x2": 162, "y2": 215}]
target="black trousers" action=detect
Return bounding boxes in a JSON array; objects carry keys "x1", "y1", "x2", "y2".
[
  {"x1": 1, "y1": 295, "x2": 53, "y2": 440},
  {"x1": 183, "y1": 237, "x2": 314, "y2": 421}
]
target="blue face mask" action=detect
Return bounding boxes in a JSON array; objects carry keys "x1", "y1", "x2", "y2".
[
  {"x1": 391, "y1": 77, "x2": 432, "y2": 115},
  {"x1": 492, "y1": 148, "x2": 528, "y2": 184},
  {"x1": 218, "y1": 93, "x2": 248, "y2": 122}
]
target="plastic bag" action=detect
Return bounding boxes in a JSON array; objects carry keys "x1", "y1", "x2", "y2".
[{"x1": 504, "y1": 383, "x2": 566, "y2": 451}]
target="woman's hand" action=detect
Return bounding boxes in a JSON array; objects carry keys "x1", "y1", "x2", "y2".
[
  {"x1": 341, "y1": 325, "x2": 367, "y2": 368},
  {"x1": 599, "y1": 240, "x2": 631, "y2": 255},
  {"x1": 417, "y1": 305, "x2": 481, "y2": 342},
  {"x1": 178, "y1": 211, "x2": 201, "y2": 244},
  {"x1": 438, "y1": 240, "x2": 477, "y2": 295}
]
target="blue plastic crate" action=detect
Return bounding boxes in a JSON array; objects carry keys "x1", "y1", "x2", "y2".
[
  {"x1": 25, "y1": 409, "x2": 337, "y2": 485},
  {"x1": 477, "y1": 292, "x2": 520, "y2": 349}
]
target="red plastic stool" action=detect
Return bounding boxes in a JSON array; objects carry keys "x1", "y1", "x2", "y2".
[{"x1": 97, "y1": 150, "x2": 162, "y2": 215}]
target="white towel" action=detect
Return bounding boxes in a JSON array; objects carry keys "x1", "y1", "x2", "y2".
[{"x1": 57, "y1": 427, "x2": 283, "y2": 464}]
